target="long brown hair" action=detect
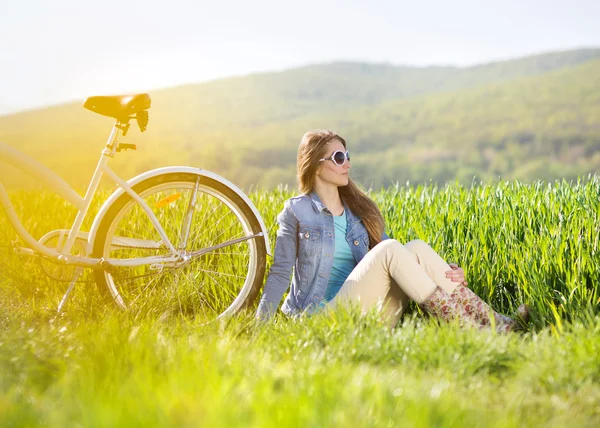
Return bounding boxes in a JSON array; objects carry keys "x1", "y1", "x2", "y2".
[{"x1": 297, "y1": 130, "x2": 385, "y2": 248}]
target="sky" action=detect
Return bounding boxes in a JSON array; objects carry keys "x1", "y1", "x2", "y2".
[{"x1": 1, "y1": 0, "x2": 599, "y2": 115}]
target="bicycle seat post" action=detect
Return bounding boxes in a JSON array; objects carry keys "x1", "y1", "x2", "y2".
[{"x1": 102, "y1": 123, "x2": 123, "y2": 158}]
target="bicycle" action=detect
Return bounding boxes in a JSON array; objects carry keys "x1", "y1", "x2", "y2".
[{"x1": 0, "y1": 93, "x2": 271, "y2": 321}]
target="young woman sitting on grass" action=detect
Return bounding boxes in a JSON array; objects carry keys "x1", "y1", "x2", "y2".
[{"x1": 256, "y1": 129, "x2": 529, "y2": 331}]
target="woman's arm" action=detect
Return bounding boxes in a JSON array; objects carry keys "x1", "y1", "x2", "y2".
[{"x1": 256, "y1": 202, "x2": 298, "y2": 320}]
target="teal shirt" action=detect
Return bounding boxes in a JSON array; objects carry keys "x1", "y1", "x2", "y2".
[{"x1": 322, "y1": 211, "x2": 357, "y2": 302}]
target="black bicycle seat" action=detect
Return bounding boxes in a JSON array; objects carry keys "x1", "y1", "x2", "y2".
[{"x1": 83, "y1": 94, "x2": 151, "y2": 120}]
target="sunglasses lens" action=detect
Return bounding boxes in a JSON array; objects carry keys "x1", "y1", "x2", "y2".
[{"x1": 333, "y1": 151, "x2": 346, "y2": 165}]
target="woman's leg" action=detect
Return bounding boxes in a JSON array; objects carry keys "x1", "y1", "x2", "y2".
[
  {"x1": 377, "y1": 280, "x2": 410, "y2": 327},
  {"x1": 404, "y1": 239, "x2": 527, "y2": 332},
  {"x1": 403, "y1": 239, "x2": 459, "y2": 294},
  {"x1": 329, "y1": 239, "x2": 467, "y2": 327},
  {"x1": 330, "y1": 239, "x2": 524, "y2": 331}
]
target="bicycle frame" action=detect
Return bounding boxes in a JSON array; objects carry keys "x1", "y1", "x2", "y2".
[{"x1": 0, "y1": 124, "x2": 271, "y2": 269}]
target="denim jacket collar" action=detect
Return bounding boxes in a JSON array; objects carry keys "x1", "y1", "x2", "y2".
[
  {"x1": 307, "y1": 190, "x2": 361, "y2": 225},
  {"x1": 307, "y1": 190, "x2": 328, "y2": 213}
]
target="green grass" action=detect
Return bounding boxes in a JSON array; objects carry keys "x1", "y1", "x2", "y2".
[{"x1": 1, "y1": 179, "x2": 599, "y2": 426}]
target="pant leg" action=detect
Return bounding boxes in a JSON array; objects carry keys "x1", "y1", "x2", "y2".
[
  {"x1": 378, "y1": 279, "x2": 410, "y2": 327},
  {"x1": 386, "y1": 239, "x2": 458, "y2": 324},
  {"x1": 330, "y1": 239, "x2": 438, "y2": 326},
  {"x1": 404, "y1": 239, "x2": 459, "y2": 294}
]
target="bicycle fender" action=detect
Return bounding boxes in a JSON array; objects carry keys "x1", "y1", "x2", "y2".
[{"x1": 87, "y1": 166, "x2": 272, "y2": 256}]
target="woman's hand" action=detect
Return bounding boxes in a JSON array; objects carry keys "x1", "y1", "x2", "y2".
[{"x1": 446, "y1": 263, "x2": 468, "y2": 286}]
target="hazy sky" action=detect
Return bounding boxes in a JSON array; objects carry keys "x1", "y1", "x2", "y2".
[{"x1": 1, "y1": 0, "x2": 598, "y2": 115}]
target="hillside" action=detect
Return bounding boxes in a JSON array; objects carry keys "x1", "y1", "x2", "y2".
[{"x1": 0, "y1": 48, "x2": 599, "y2": 191}]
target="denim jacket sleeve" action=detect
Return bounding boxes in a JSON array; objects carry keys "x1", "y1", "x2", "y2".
[{"x1": 256, "y1": 202, "x2": 298, "y2": 320}]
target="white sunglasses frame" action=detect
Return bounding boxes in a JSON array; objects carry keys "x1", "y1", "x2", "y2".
[{"x1": 319, "y1": 150, "x2": 351, "y2": 166}]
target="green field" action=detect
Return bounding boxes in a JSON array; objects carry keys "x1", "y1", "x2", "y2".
[{"x1": 1, "y1": 179, "x2": 599, "y2": 426}]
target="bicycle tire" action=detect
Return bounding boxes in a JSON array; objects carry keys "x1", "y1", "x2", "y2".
[{"x1": 92, "y1": 172, "x2": 266, "y2": 321}]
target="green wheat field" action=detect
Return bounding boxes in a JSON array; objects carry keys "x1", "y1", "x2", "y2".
[{"x1": 1, "y1": 178, "x2": 599, "y2": 427}]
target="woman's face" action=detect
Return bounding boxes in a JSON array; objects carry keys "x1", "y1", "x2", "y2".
[{"x1": 316, "y1": 139, "x2": 351, "y2": 188}]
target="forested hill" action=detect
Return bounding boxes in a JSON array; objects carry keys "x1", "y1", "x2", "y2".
[{"x1": 1, "y1": 48, "x2": 599, "y2": 191}]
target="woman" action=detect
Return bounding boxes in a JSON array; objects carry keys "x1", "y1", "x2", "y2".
[{"x1": 256, "y1": 130, "x2": 528, "y2": 331}]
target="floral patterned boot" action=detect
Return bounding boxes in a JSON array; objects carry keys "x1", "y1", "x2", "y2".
[
  {"x1": 451, "y1": 284, "x2": 529, "y2": 333},
  {"x1": 418, "y1": 286, "x2": 479, "y2": 327}
]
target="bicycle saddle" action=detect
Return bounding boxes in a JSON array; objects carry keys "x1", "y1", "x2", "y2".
[{"x1": 83, "y1": 94, "x2": 151, "y2": 120}]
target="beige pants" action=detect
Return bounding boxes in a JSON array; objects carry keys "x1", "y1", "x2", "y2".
[{"x1": 329, "y1": 239, "x2": 459, "y2": 327}]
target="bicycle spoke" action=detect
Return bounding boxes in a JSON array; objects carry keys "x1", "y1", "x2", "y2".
[
  {"x1": 191, "y1": 204, "x2": 236, "y2": 240},
  {"x1": 200, "y1": 267, "x2": 239, "y2": 304},
  {"x1": 195, "y1": 267, "x2": 248, "y2": 281},
  {"x1": 124, "y1": 271, "x2": 164, "y2": 307},
  {"x1": 188, "y1": 221, "x2": 244, "y2": 251}
]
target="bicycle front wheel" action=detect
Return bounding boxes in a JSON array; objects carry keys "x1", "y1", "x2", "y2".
[{"x1": 92, "y1": 172, "x2": 267, "y2": 321}]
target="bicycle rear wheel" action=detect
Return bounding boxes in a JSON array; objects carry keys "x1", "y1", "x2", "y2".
[{"x1": 92, "y1": 172, "x2": 267, "y2": 321}]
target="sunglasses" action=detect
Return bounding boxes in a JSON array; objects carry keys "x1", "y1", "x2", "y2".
[{"x1": 319, "y1": 150, "x2": 351, "y2": 166}]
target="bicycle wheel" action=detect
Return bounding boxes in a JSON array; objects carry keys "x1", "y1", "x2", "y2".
[{"x1": 93, "y1": 172, "x2": 267, "y2": 321}]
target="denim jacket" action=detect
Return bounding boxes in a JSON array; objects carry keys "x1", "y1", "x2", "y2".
[{"x1": 256, "y1": 191, "x2": 385, "y2": 320}]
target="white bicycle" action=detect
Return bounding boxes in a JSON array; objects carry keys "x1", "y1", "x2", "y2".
[{"x1": 0, "y1": 94, "x2": 271, "y2": 320}]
